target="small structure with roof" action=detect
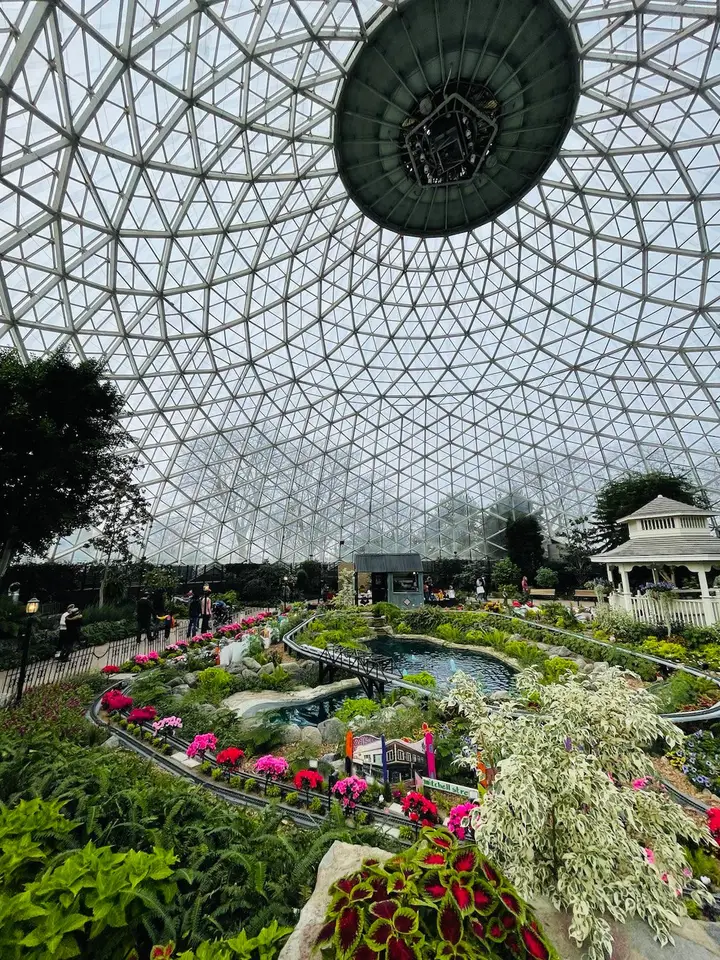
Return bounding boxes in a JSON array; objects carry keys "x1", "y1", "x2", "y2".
[
  {"x1": 591, "y1": 495, "x2": 720, "y2": 626},
  {"x1": 352, "y1": 734, "x2": 427, "y2": 781},
  {"x1": 354, "y1": 552, "x2": 424, "y2": 608}
]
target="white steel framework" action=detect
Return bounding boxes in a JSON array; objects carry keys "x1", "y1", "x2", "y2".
[{"x1": 0, "y1": 0, "x2": 719, "y2": 563}]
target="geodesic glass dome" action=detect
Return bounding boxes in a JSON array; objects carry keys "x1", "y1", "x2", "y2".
[{"x1": 1, "y1": 0, "x2": 719, "y2": 564}]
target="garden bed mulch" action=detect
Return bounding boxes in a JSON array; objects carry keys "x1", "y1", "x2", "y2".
[{"x1": 653, "y1": 756, "x2": 720, "y2": 809}]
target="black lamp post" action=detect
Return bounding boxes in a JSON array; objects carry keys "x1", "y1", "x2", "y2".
[
  {"x1": 16, "y1": 597, "x2": 39, "y2": 704},
  {"x1": 283, "y1": 575, "x2": 289, "y2": 608}
]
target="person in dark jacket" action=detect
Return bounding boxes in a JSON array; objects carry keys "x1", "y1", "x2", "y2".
[
  {"x1": 136, "y1": 594, "x2": 154, "y2": 645},
  {"x1": 187, "y1": 593, "x2": 201, "y2": 638}
]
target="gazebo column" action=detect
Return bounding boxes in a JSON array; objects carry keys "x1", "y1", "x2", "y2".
[
  {"x1": 619, "y1": 566, "x2": 632, "y2": 612},
  {"x1": 695, "y1": 566, "x2": 716, "y2": 626}
]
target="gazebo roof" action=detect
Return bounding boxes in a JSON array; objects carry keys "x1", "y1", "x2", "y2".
[
  {"x1": 591, "y1": 536, "x2": 720, "y2": 564},
  {"x1": 618, "y1": 495, "x2": 713, "y2": 524}
]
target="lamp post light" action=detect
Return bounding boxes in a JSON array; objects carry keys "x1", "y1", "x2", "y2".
[
  {"x1": 283, "y1": 575, "x2": 289, "y2": 609},
  {"x1": 16, "y1": 597, "x2": 39, "y2": 705}
]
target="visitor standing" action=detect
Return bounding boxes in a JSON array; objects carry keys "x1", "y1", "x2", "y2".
[
  {"x1": 476, "y1": 577, "x2": 486, "y2": 603},
  {"x1": 448, "y1": 585, "x2": 456, "y2": 605},
  {"x1": 136, "y1": 593, "x2": 154, "y2": 645},
  {"x1": 200, "y1": 587, "x2": 212, "y2": 633},
  {"x1": 55, "y1": 604, "x2": 76, "y2": 661},
  {"x1": 521, "y1": 575, "x2": 530, "y2": 600},
  {"x1": 187, "y1": 593, "x2": 201, "y2": 637},
  {"x1": 66, "y1": 604, "x2": 83, "y2": 651}
]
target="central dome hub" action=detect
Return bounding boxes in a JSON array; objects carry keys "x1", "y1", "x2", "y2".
[
  {"x1": 401, "y1": 82, "x2": 500, "y2": 187},
  {"x1": 335, "y1": 0, "x2": 579, "y2": 237}
]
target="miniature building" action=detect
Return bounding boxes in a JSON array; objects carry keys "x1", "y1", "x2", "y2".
[
  {"x1": 354, "y1": 552, "x2": 424, "y2": 608},
  {"x1": 352, "y1": 734, "x2": 427, "y2": 781}
]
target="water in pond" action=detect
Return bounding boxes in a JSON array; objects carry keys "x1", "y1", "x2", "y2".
[{"x1": 268, "y1": 636, "x2": 515, "y2": 726}]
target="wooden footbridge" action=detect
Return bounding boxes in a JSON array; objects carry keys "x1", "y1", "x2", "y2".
[{"x1": 282, "y1": 619, "x2": 438, "y2": 699}]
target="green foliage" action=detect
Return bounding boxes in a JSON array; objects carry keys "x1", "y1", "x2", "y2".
[
  {"x1": 394, "y1": 621, "x2": 411, "y2": 634},
  {"x1": 171, "y1": 920, "x2": 293, "y2": 960},
  {"x1": 266, "y1": 785, "x2": 281, "y2": 799},
  {"x1": 640, "y1": 639, "x2": 689, "y2": 662},
  {"x1": 401, "y1": 671, "x2": 436, "y2": 689},
  {"x1": 492, "y1": 558, "x2": 521, "y2": 589},
  {"x1": 81, "y1": 619, "x2": 137, "y2": 648},
  {"x1": 435, "y1": 623, "x2": 464, "y2": 643},
  {"x1": 0, "y1": 349, "x2": 136, "y2": 577},
  {"x1": 397, "y1": 825, "x2": 414, "y2": 841},
  {"x1": 195, "y1": 667, "x2": 235, "y2": 705},
  {"x1": 371, "y1": 603, "x2": 402, "y2": 623},
  {"x1": 308, "y1": 797, "x2": 324, "y2": 814},
  {"x1": 446, "y1": 669, "x2": 711, "y2": 960},
  {"x1": 0, "y1": 675, "x2": 109, "y2": 746},
  {"x1": 536, "y1": 601, "x2": 578, "y2": 629},
  {"x1": 334, "y1": 698, "x2": 379, "y2": 723},
  {"x1": 505, "y1": 513, "x2": 544, "y2": 579},
  {"x1": 591, "y1": 607, "x2": 652, "y2": 644},
  {"x1": 334, "y1": 568, "x2": 356, "y2": 608},
  {"x1": 534, "y1": 567, "x2": 558, "y2": 589},
  {"x1": 684, "y1": 846, "x2": 720, "y2": 889},
  {"x1": 317, "y1": 828, "x2": 558, "y2": 960},
  {"x1": 594, "y1": 470, "x2": 709, "y2": 551},
  {"x1": 698, "y1": 643, "x2": 720, "y2": 671},
  {"x1": 540, "y1": 657, "x2": 578, "y2": 685},
  {"x1": 0, "y1": 798, "x2": 179, "y2": 960}
]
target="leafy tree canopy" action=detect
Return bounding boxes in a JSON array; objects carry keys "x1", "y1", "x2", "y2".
[
  {"x1": 594, "y1": 470, "x2": 709, "y2": 550},
  {"x1": 505, "y1": 514, "x2": 544, "y2": 578},
  {"x1": 0, "y1": 350, "x2": 137, "y2": 580}
]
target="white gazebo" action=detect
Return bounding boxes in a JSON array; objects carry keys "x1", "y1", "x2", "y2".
[{"x1": 591, "y1": 495, "x2": 720, "y2": 627}]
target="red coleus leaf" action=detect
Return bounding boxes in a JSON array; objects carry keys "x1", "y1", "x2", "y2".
[
  {"x1": 488, "y1": 921, "x2": 505, "y2": 941},
  {"x1": 501, "y1": 892, "x2": 521, "y2": 915},
  {"x1": 502, "y1": 914, "x2": 516, "y2": 930},
  {"x1": 521, "y1": 927, "x2": 550, "y2": 960},
  {"x1": 353, "y1": 947, "x2": 377, "y2": 960},
  {"x1": 367, "y1": 919, "x2": 393, "y2": 947},
  {"x1": 350, "y1": 882, "x2": 374, "y2": 902},
  {"x1": 482, "y1": 863, "x2": 499, "y2": 885},
  {"x1": 473, "y1": 886, "x2": 492, "y2": 912},
  {"x1": 392, "y1": 908, "x2": 418, "y2": 935},
  {"x1": 337, "y1": 907, "x2": 363, "y2": 956},
  {"x1": 336, "y1": 877, "x2": 356, "y2": 894},
  {"x1": 424, "y1": 881, "x2": 447, "y2": 900},
  {"x1": 453, "y1": 850, "x2": 477, "y2": 873},
  {"x1": 426, "y1": 830, "x2": 454, "y2": 849},
  {"x1": 470, "y1": 920, "x2": 486, "y2": 941},
  {"x1": 370, "y1": 878, "x2": 389, "y2": 901},
  {"x1": 328, "y1": 893, "x2": 351, "y2": 917},
  {"x1": 387, "y1": 937, "x2": 420, "y2": 960},
  {"x1": 420, "y1": 853, "x2": 446, "y2": 868},
  {"x1": 388, "y1": 875, "x2": 407, "y2": 893},
  {"x1": 438, "y1": 903, "x2": 462, "y2": 945},
  {"x1": 370, "y1": 900, "x2": 398, "y2": 921},
  {"x1": 317, "y1": 921, "x2": 335, "y2": 945},
  {"x1": 450, "y1": 881, "x2": 472, "y2": 912}
]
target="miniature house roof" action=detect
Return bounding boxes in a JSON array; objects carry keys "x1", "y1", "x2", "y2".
[
  {"x1": 618, "y1": 495, "x2": 713, "y2": 524},
  {"x1": 354, "y1": 553, "x2": 423, "y2": 573},
  {"x1": 591, "y1": 537, "x2": 720, "y2": 563}
]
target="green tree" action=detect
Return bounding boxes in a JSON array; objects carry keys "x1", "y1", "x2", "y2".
[
  {"x1": 594, "y1": 470, "x2": 709, "y2": 550},
  {"x1": 505, "y1": 513, "x2": 544, "y2": 578},
  {"x1": 0, "y1": 350, "x2": 135, "y2": 581},
  {"x1": 534, "y1": 566, "x2": 558, "y2": 589},
  {"x1": 557, "y1": 516, "x2": 599, "y2": 585},
  {"x1": 491, "y1": 557, "x2": 521, "y2": 589},
  {"x1": 89, "y1": 455, "x2": 151, "y2": 606}
]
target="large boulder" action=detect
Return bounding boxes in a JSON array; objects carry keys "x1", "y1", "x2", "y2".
[
  {"x1": 101, "y1": 735, "x2": 121, "y2": 750},
  {"x1": 488, "y1": 690, "x2": 510, "y2": 703},
  {"x1": 547, "y1": 645, "x2": 573, "y2": 658},
  {"x1": 281, "y1": 724, "x2": 302, "y2": 745},
  {"x1": 184, "y1": 672, "x2": 199, "y2": 688},
  {"x1": 317, "y1": 718, "x2": 345, "y2": 743},
  {"x1": 167, "y1": 676, "x2": 185, "y2": 688},
  {"x1": 242, "y1": 657, "x2": 261, "y2": 672},
  {"x1": 171, "y1": 684, "x2": 190, "y2": 697},
  {"x1": 300, "y1": 726, "x2": 323, "y2": 748},
  {"x1": 259, "y1": 663, "x2": 274, "y2": 676},
  {"x1": 279, "y1": 842, "x2": 394, "y2": 960}
]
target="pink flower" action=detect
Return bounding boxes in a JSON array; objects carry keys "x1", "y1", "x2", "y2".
[
  {"x1": 186, "y1": 732, "x2": 217, "y2": 758},
  {"x1": 661, "y1": 873, "x2": 669, "y2": 883},
  {"x1": 683, "y1": 867, "x2": 692, "y2": 878},
  {"x1": 632, "y1": 777, "x2": 651, "y2": 790},
  {"x1": 254, "y1": 755, "x2": 289, "y2": 779},
  {"x1": 147, "y1": 650, "x2": 159, "y2": 660},
  {"x1": 644, "y1": 848, "x2": 655, "y2": 865}
]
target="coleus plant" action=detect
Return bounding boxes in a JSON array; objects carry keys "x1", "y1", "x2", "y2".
[{"x1": 316, "y1": 827, "x2": 558, "y2": 960}]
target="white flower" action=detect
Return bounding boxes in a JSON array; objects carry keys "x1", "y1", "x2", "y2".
[{"x1": 700, "y1": 876, "x2": 712, "y2": 886}]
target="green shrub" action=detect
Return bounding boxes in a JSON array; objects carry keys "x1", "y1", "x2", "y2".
[
  {"x1": 652, "y1": 673, "x2": 719, "y2": 713},
  {"x1": 593, "y1": 607, "x2": 652, "y2": 644},
  {"x1": 395, "y1": 621, "x2": 411, "y2": 634},
  {"x1": 308, "y1": 797, "x2": 324, "y2": 814},
  {"x1": 266, "y1": 784, "x2": 281, "y2": 798},
  {"x1": 244, "y1": 777, "x2": 257, "y2": 793},
  {"x1": 196, "y1": 666, "x2": 234, "y2": 705},
  {"x1": 504, "y1": 639, "x2": 546, "y2": 668},
  {"x1": 354, "y1": 811, "x2": 368, "y2": 825},
  {"x1": 371, "y1": 602, "x2": 402, "y2": 622},
  {"x1": 698, "y1": 644, "x2": 720, "y2": 670},
  {"x1": 435, "y1": 623, "x2": 464, "y2": 643},
  {"x1": 334, "y1": 698, "x2": 379, "y2": 723},
  {"x1": 229, "y1": 775, "x2": 242, "y2": 789},
  {"x1": 535, "y1": 567, "x2": 559, "y2": 589},
  {"x1": 641, "y1": 639, "x2": 689, "y2": 662},
  {"x1": 541, "y1": 657, "x2": 578, "y2": 684},
  {"x1": 211, "y1": 767, "x2": 223, "y2": 780},
  {"x1": 259, "y1": 667, "x2": 294, "y2": 692},
  {"x1": 402, "y1": 671, "x2": 436, "y2": 689},
  {"x1": 284, "y1": 791, "x2": 299, "y2": 806},
  {"x1": 398, "y1": 825, "x2": 414, "y2": 840},
  {"x1": 199, "y1": 760, "x2": 213, "y2": 774},
  {"x1": 492, "y1": 557, "x2": 521, "y2": 586}
]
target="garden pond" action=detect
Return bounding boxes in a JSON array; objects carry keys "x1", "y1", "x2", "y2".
[{"x1": 270, "y1": 635, "x2": 515, "y2": 725}]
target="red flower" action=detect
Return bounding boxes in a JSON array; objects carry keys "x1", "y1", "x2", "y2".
[
  {"x1": 293, "y1": 769, "x2": 325, "y2": 791},
  {"x1": 101, "y1": 665, "x2": 120, "y2": 674},
  {"x1": 101, "y1": 690, "x2": 133, "y2": 712},
  {"x1": 127, "y1": 705, "x2": 157, "y2": 723},
  {"x1": 708, "y1": 807, "x2": 720, "y2": 840},
  {"x1": 216, "y1": 747, "x2": 244, "y2": 767}
]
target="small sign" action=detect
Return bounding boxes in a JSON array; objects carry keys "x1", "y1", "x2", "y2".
[
  {"x1": 403, "y1": 599, "x2": 411, "y2": 606},
  {"x1": 420, "y1": 777, "x2": 478, "y2": 800}
]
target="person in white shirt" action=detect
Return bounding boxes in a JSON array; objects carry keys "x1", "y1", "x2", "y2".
[
  {"x1": 448, "y1": 585, "x2": 456, "y2": 604},
  {"x1": 476, "y1": 577, "x2": 485, "y2": 602},
  {"x1": 55, "y1": 605, "x2": 77, "y2": 661}
]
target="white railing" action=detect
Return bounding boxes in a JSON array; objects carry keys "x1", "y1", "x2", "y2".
[{"x1": 626, "y1": 594, "x2": 714, "y2": 627}]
